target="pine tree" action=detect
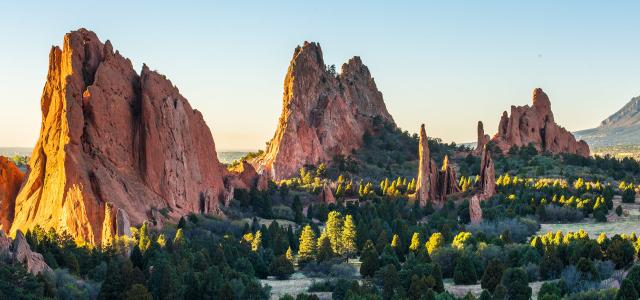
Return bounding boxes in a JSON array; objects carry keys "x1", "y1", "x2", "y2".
[
  {"x1": 409, "y1": 232, "x2": 421, "y2": 252},
  {"x1": 316, "y1": 232, "x2": 334, "y2": 262},
  {"x1": 325, "y1": 211, "x2": 344, "y2": 254},
  {"x1": 298, "y1": 225, "x2": 316, "y2": 263},
  {"x1": 359, "y1": 240, "x2": 379, "y2": 277},
  {"x1": 453, "y1": 255, "x2": 477, "y2": 285},
  {"x1": 341, "y1": 215, "x2": 357, "y2": 257},
  {"x1": 252, "y1": 230, "x2": 262, "y2": 252},
  {"x1": 481, "y1": 259, "x2": 505, "y2": 293},
  {"x1": 617, "y1": 278, "x2": 638, "y2": 300}
]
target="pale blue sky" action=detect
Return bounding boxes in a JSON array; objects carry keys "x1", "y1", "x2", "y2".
[{"x1": 1, "y1": 1, "x2": 639, "y2": 151}]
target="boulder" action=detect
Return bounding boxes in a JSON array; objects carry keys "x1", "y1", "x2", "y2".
[
  {"x1": 10, "y1": 29, "x2": 227, "y2": 244},
  {"x1": 225, "y1": 161, "x2": 269, "y2": 191},
  {"x1": 252, "y1": 42, "x2": 395, "y2": 180},
  {"x1": 0, "y1": 157, "x2": 24, "y2": 231},
  {"x1": 491, "y1": 88, "x2": 590, "y2": 157},
  {"x1": 12, "y1": 231, "x2": 52, "y2": 275}
]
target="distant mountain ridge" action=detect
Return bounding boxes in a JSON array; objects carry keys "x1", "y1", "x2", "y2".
[{"x1": 575, "y1": 95, "x2": 640, "y2": 148}]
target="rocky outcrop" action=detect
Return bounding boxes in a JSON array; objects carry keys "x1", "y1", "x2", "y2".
[
  {"x1": 415, "y1": 125, "x2": 460, "y2": 208},
  {"x1": 253, "y1": 42, "x2": 395, "y2": 180},
  {"x1": 10, "y1": 29, "x2": 227, "y2": 244},
  {"x1": 469, "y1": 195, "x2": 483, "y2": 224},
  {"x1": 433, "y1": 156, "x2": 461, "y2": 203},
  {"x1": 226, "y1": 161, "x2": 269, "y2": 192},
  {"x1": 478, "y1": 146, "x2": 496, "y2": 198},
  {"x1": 491, "y1": 88, "x2": 590, "y2": 157},
  {"x1": 0, "y1": 230, "x2": 52, "y2": 275},
  {"x1": 319, "y1": 184, "x2": 336, "y2": 204},
  {"x1": 0, "y1": 157, "x2": 24, "y2": 231},
  {"x1": 473, "y1": 121, "x2": 490, "y2": 156}
]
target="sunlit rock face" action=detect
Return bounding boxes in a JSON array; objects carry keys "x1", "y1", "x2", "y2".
[
  {"x1": 10, "y1": 29, "x2": 227, "y2": 245},
  {"x1": 0, "y1": 157, "x2": 24, "y2": 231},
  {"x1": 253, "y1": 42, "x2": 395, "y2": 180},
  {"x1": 491, "y1": 88, "x2": 590, "y2": 157}
]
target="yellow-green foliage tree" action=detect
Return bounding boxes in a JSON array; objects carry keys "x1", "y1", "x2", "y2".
[
  {"x1": 409, "y1": 232, "x2": 421, "y2": 252},
  {"x1": 341, "y1": 215, "x2": 357, "y2": 257},
  {"x1": 298, "y1": 225, "x2": 317, "y2": 262},
  {"x1": 252, "y1": 230, "x2": 262, "y2": 252},
  {"x1": 138, "y1": 222, "x2": 152, "y2": 253},
  {"x1": 452, "y1": 231, "x2": 472, "y2": 250},
  {"x1": 326, "y1": 211, "x2": 344, "y2": 254},
  {"x1": 426, "y1": 232, "x2": 444, "y2": 255}
]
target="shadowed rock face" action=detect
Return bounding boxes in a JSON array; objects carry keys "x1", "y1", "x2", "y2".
[
  {"x1": 0, "y1": 157, "x2": 24, "y2": 231},
  {"x1": 254, "y1": 42, "x2": 395, "y2": 180},
  {"x1": 491, "y1": 88, "x2": 590, "y2": 157},
  {"x1": 10, "y1": 29, "x2": 226, "y2": 245}
]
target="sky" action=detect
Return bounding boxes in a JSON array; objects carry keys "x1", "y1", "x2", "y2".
[{"x1": 1, "y1": 1, "x2": 640, "y2": 151}]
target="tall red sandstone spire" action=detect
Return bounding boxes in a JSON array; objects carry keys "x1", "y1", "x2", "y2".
[
  {"x1": 253, "y1": 42, "x2": 395, "y2": 180},
  {"x1": 416, "y1": 124, "x2": 432, "y2": 206},
  {"x1": 10, "y1": 29, "x2": 227, "y2": 244}
]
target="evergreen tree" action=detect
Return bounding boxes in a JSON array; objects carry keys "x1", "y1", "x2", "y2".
[
  {"x1": 360, "y1": 240, "x2": 380, "y2": 278},
  {"x1": 380, "y1": 264, "x2": 399, "y2": 300},
  {"x1": 270, "y1": 255, "x2": 295, "y2": 280},
  {"x1": 341, "y1": 215, "x2": 357, "y2": 257},
  {"x1": 500, "y1": 268, "x2": 531, "y2": 300},
  {"x1": 326, "y1": 211, "x2": 344, "y2": 254},
  {"x1": 292, "y1": 196, "x2": 304, "y2": 223},
  {"x1": 481, "y1": 259, "x2": 505, "y2": 293},
  {"x1": 126, "y1": 284, "x2": 153, "y2": 300},
  {"x1": 453, "y1": 255, "x2": 477, "y2": 285},
  {"x1": 617, "y1": 278, "x2": 639, "y2": 300},
  {"x1": 285, "y1": 247, "x2": 294, "y2": 262},
  {"x1": 316, "y1": 232, "x2": 334, "y2": 262},
  {"x1": 298, "y1": 225, "x2": 316, "y2": 263}
]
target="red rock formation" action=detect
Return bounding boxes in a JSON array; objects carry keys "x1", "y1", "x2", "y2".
[
  {"x1": 416, "y1": 124, "x2": 433, "y2": 207},
  {"x1": 0, "y1": 230, "x2": 52, "y2": 275},
  {"x1": 226, "y1": 161, "x2": 269, "y2": 192},
  {"x1": 478, "y1": 146, "x2": 496, "y2": 198},
  {"x1": 319, "y1": 184, "x2": 336, "y2": 204},
  {"x1": 10, "y1": 29, "x2": 227, "y2": 245},
  {"x1": 0, "y1": 157, "x2": 24, "y2": 231},
  {"x1": 473, "y1": 121, "x2": 490, "y2": 156},
  {"x1": 491, "y1": 88, "x2": 590, "y2": 157},
  {"x1": 433, "y1": 155, "x2": 461, "y2": 204},
  {"x1": 469, "y1": 195, "x2": 483, "y2": 224},
  {"x1": 253, "y1": 42, "x2": 395, "y2": 180},
  {"x1": 415, "y1": 125, "x2": 460, "y2": 208}
]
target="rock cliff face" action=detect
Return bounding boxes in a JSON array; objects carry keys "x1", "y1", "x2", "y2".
[
  {"x1": 491, "y1": 88, "x2": 590, "y2": 157},
  {"x1": 10, "y1": 29, "x2": 227, "y2": 244},
  {"x1": 415, "y1": 125, "x2": 460, "y2": 208},
  {"x1": 254, "y1": 42, "x2": 395, "y2": 180},
  {"x1": 0, "y1": 157, "x2": 24, "y2": 231}
]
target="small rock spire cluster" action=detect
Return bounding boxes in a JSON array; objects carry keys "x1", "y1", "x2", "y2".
[{"x1": 415, "y1": 124, "x2": 460, "y2": 208}]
